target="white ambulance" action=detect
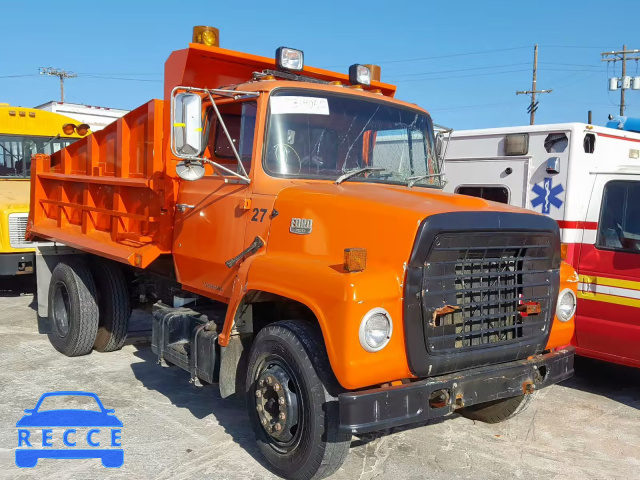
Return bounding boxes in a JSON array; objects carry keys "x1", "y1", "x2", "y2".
[{"x1": 443, "y1": 120, "x2": 640, "y2": 368}]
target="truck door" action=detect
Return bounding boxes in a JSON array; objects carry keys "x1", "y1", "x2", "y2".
[
  {"x1": 576, "y1": 175, "x2": 640, "y2": 366},
  {"x1": 445, "y1": 157, "x2": 529, "y2": 207},
  {"x1": 173, "y1": 100, "x2": 257, "y2": 299}
]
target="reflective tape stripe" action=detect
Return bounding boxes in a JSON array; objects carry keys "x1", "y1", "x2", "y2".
[{"x1": 173, "y1": 122, "x2": 186, "y2": 127}]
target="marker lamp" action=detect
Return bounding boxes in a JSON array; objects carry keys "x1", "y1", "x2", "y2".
[
  {"x1": 276, "y1": 47, "x2": 304, "y2": 71},
  {"x1": 349, "y1": 64, "x2": 371, "y2": 86},
  {"x1": 62, "y1": 123, "x2": 76, "y2": 135},
  {"x1": 76, "y1": 123, "x2": 90, "y2": 136},
  {"x1": 359, "y1": 308, "x2": 392, "y2": 352},
  {"x1": 556, "y1": 288, "x2": 576, "y2": 322}
]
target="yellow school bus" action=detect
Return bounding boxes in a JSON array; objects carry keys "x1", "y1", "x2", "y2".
[{"x1": 0, "y1": 104, "x2": 89, "y2": 275}]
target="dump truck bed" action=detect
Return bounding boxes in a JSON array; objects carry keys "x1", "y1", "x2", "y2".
[{"x1": 28, "y1": 100, "x2": 175, "y2": 268}]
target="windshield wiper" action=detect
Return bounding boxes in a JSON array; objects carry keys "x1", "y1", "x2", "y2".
[
  {"x1": 405, "y1": 173, "x2": 445, "y2": 188},
  {"x1": 335, "y1": 167, "x2": 386, "y2": 185}
]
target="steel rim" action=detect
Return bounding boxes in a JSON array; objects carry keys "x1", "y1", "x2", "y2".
[
  {"x1": 52, "y1": 281, "x2": 71, "y2": 337},
  {"x1": 254, "y1": 355, "x2": 303, "y2": 451}
]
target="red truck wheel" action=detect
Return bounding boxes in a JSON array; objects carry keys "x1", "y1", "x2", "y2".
[
  {"x1": 246, "y1": 321, "x2": 351, "y2": 480},
  {"x1": 47, "y1": 258, "x2": 99, "y2": 357}
]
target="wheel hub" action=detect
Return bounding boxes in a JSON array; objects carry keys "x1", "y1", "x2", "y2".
[{"x1": 255, "y1": 364, "x2": 298, "y2": 442}]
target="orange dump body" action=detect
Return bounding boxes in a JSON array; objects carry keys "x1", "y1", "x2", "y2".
[{"x1": 28, "y1": 100, "x2": 173, "y2": 268}]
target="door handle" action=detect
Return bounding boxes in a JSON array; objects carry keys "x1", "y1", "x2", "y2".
[{"x1": 176, "y1": 203, "x2": 195, "y2": 213}]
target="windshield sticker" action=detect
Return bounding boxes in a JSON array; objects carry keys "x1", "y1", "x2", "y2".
[{"x1": 270, "y1": 96, "x2": 330, "y2": 115}]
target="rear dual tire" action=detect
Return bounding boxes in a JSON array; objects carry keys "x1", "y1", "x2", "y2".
[{"x1": 48, "y1": 257, "x2": 130, "y2": 357}]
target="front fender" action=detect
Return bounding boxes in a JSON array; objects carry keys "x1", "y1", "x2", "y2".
[
  {"x1": 546, "y1": 261, "x2": 578, "y2": 349},
  {"x1": 223, "y1": 252, "x2": 413, "y2": 390}
]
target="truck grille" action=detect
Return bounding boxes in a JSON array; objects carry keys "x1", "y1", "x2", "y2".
[
  {"x1": 422, "y1": 232, "x2": 554, "y2": 354},
  {"x1": 8, "y1": 213, "x2": 31, "y2": 248}
]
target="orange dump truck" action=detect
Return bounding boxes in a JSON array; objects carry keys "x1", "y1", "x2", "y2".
[{"x1": 28, "y1": 27, "x2": 576, "y2": 479}]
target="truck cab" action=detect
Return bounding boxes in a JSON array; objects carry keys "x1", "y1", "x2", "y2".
[
  {"x1": 445, "y1": 122, "x2": 640, "y2": 368},
  {"x1": 28, "y1": 28, "x2": 577, "y2": 479}
]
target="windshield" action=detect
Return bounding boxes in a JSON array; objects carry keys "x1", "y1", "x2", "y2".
[
  {"x1": 264, "y1": 89, "x2": 441, "y2": 188},
  {"x1": 0, "y1": 134, "x2": 76, "y2": 178}
]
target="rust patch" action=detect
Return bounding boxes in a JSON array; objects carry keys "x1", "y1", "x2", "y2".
[
  {"x1": 522, "y1": 380, "x2": 535, "y2": 395},
  {"x1": 431, "y1": 304, "x2": 461, "y2": 326},
  {"x1": 517, "y1": 302, "x2": 541, "y2": 316}
]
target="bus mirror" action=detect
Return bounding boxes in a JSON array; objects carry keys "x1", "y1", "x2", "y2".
[
  {"x1": 546, "y1": 157, "x2": 560, "y2": 174},
  {"x1": 173, "y1": 93, "x2": 203, "y2": 157}
]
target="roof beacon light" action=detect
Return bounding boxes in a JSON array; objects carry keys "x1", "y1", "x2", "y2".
[
  {"x1": 192, "y1": 26, "x2": 220, "y2": 47},
  {"x1": 349, "y1": 64, "x2": 371, "y2": 86},
  {"x1": 276, "y1": 47, "x2": 304, "y2": 72}
]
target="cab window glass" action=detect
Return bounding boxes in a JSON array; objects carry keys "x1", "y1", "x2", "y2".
[
  {"x1": 206, "y1": 101, "x2": 256, "y2": 174},
  {"x1": 456, "y1": 185, "x2": 509, "y2": 204},
  {"x1": 597, "y1": 180, "x2": 640, "y2": 253}
]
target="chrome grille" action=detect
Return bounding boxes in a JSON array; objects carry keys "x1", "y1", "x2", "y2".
[
  {"x1": 422, "y1": 232, "x2": 554, "y2": 354},
  {"x1": 8, "y1": 213, "x2": 30, "y2": 248}
]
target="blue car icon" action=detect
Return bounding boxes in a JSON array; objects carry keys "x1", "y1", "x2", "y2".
[{"x1": 16, "y1": 391, "x2": 123, "y2": 468}]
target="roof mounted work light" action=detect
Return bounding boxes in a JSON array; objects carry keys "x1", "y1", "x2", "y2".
[
  {"x1": 276, "y1": 47, "x2": 304, "y2": 72},
  {"x1": 349, "y1": 64, "x2": 371, "y2": 86}
]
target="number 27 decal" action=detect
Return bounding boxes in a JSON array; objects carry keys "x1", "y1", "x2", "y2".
[{"x1": 251, "y1": 208, "x2": 268, "y2": 222}]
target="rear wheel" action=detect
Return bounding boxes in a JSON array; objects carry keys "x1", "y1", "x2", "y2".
[
  {"x1": 457, "y1": 393, "x2": 536, "y2": 423},
  {"x1": 90, "y1": 259, "x2": 130, "y2": 352},
  {"x1": 48, "y1": 258, "x2": 99, "y2": 357},
  {"x1": 246, "y1": 321, "x2": 351, "y2": 480}
]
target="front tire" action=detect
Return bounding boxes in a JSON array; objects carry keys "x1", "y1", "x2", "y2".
[
  {"x1": 47, "y1": 258, "x2": 99, "y2": 357},
  {"x1": 246, "y1": 321, "x2": 351, "y2": 480},
  {"x1": 457, "y1": 393, "x2": 536, "y2": 423}
]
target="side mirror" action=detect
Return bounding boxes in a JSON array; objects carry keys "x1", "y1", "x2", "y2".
[
  {"x1": 173, "y1": 93, "x2": 203, "y2": 157},
  {"x1": 546, "y1": 157, "x2": 560, "y2": 174},
  {"x1": 176, "y1": 160, "x2": 205, "y2": 181}
]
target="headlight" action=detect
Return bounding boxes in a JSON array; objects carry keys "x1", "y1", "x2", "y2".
[
  {"x1": 556, "y1": 288, "x2": 576, "y2": 322},
  {"x1": 359, "y1": 308, "x2": 392, "y2": 352}
]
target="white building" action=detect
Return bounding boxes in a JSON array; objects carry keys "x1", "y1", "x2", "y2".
[{"x1": 34, "y1": 101, "x2": 129, "y2": 131}]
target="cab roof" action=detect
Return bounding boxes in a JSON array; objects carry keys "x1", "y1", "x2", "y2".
[{"x1": 164, "y1": 43, "x2": 397, "y2": 101}]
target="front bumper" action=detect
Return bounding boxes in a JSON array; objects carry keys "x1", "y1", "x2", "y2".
[
  {"x1": 0, "y1": 252, "x2": 34, "y2": 276},
  {"x1": 339, "y1": 346, "x2": 574, "y2": 434}
]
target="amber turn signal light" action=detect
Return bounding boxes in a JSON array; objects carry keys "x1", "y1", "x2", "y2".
[
  {"x1": 344, "y1": 248, "x2": 367, "y2": 272},
  {"x1": 76, "y1": 123, "x2": 90, "y2": 136},
  {"x1": 561, "y1": 243, "x2": 568, "y2": 260},
  {"x1": 62, "y1": 123, "x2": 76, "y2": 135}
]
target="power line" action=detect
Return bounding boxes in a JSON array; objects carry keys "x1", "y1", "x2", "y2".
[
  {"x1": 390, "y1": 68, "x2": 531, "y2": 83},
  {"x1": 389, "y1": 62, "x2": 531, "y2": 79},
  {"x1": 325, "y1": 46, "x2": 530, "y2": 68}
]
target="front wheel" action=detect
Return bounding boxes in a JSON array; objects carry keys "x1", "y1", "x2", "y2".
[{"x1": 246, "y1": 321, "x2": 351, "y2": 480}]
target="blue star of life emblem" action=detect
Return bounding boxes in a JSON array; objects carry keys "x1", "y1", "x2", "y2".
[{"x1": 531, "y1": 177, "x2": 564, "y2": 214}]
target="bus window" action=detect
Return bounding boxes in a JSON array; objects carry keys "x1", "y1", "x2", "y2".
[
  {"x1": 596, "y1": 180, "x2": 640, "y2": 253},
  {"x1": 0, "y1": 135, "x2": 75, "y2": 178},
  {"x1": 456, "y1": 185, "x2": 510, "y2": 204}
]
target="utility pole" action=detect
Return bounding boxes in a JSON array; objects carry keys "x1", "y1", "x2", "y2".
[
  {"x1": 601, "y1": 45, "x2": 640, "y2": 116},
  {"x1": 39, "y1": 67, "x2": 77, "y2": 102},
  {"x1": 516, "y1": 44, "x2": 552, "y2": 125}
]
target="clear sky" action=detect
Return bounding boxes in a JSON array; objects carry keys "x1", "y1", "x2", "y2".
[{"x1": 2, "y1": 0, "x2": 639, "y2": 130}]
